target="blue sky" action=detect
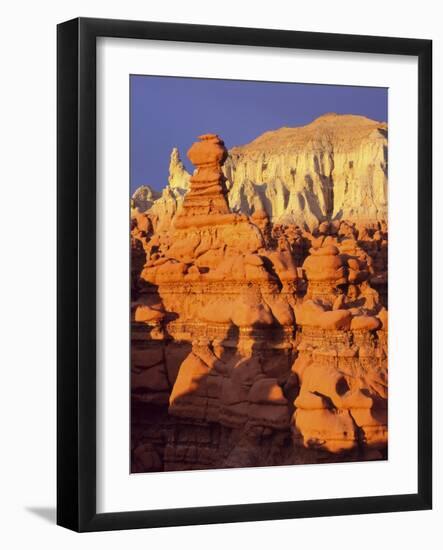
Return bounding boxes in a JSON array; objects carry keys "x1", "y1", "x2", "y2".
[{"x1": 130, "y1": 75, "x2": 387, "y2": 193}]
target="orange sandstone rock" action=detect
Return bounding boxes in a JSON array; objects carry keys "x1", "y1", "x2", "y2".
[{"x1": 131, "y1": 132, "x2": 388, "y2": 473}]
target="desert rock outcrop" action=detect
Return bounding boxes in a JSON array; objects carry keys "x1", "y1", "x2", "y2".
[
  {"x1": 131, "y1": 130, "x2": 388, "y2": 473},
  {"x1": 134, "y1": 114, "x2": 387, "y2": 231}
]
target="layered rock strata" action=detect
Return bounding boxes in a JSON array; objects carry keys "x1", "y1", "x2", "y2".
[
  {"x1": 131, "y1": 132, "x2": 388, "y2": 473},
  {"x1": 226, "y1": 113, "x2": 388, "y2": 228}
]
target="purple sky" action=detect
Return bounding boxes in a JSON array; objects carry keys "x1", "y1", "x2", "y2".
[{"x1": 130, "y1": 76, "x2": 387, "y2": 193}]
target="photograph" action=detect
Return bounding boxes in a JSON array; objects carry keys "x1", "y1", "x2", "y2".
[
  {"x1": 0, "y1": 0, "x2": 435, "y2": 542},
  {"x1": 130, "y1": 76, "x2": 389, "y2": 473}
]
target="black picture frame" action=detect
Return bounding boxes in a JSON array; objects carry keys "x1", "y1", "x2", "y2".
[{"x1": 57, "y1": 17, "x2": 432, "y2": 532}]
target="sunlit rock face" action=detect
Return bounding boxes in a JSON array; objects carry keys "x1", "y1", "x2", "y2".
[
  {"x1": 168, "y1": 147, "x2": 191, "y2": 191},
  {"x1": 133, "y1": 114, "x2": 388, "y2": 232},
  {"x1": 136, "y1": 148, "x2": 190, "y2": 232},
  {"x1": 225, "y1": 113, "x2": 387, "y2": 229},
  {"x1": 130, "y1": 130, "x2": 388, "y2": 474}
]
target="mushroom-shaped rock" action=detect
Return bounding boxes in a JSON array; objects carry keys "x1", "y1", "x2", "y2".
[
  {"x1": 187, "y1": 133, "x2": 228, "y2": 167},
  {"x1": 295, "y1": 363, "x2": 351, "y2": 410},
  {"x1": 316, "y1": 309, "x2": 352, "y2": 330},
  {"x1": 231, "y1": 297, "x2": 274, "y2": 328},
  {"x1": 248, "y1": 378, "x2": 287, "y2": 405},
  {"x1": 266, "y1": 250, "x2": 299, "y2": 281},
  {"x1": 303, "y1": 253, "x2": 345, "y2": 280},
  {"x1": 248, "y1": 379, "x2": 290, "y2": 429},
  {"x1": 350, "y1": 315, "x2": 381, "y2": 331},
  {"x1": 134, "y1": 304, "x2": 165, "y2": 323},
  {"x1": 294, "y1": 408, "x2": 357, "y2": 453},
  {"x1": 310, "y1": 244, "x2": 340, "y2": 256},
  {"x1": 169, "y1": 353, "x2": 209, "y2": 405},
  {"x1": 266, "y1": 297, "x2": 295, "y2": 326},
  {"x1": 294, "y1": 299, "x2": 325, "y2": 326},
  {"x1": 294, "y1": 390, "x2": 325, "y2": 410}
]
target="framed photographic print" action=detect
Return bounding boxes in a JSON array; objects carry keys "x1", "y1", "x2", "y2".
[{"x1": 57, "y1": 17, "x2": 432, "y2": 531}]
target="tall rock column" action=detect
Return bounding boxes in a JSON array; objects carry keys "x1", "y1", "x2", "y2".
[{"x1": 175, "y1": 134, "x2": 235, "y2": 228}]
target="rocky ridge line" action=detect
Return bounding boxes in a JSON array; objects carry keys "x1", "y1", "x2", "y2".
[{"x1": 133, "y1": 113, "x2": 387, "y2": 231}]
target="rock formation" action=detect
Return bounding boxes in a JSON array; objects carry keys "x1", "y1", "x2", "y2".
[
  {"x1": 226, "y1": 113, "x2": 387, "y2": 228},
  {"x1": 133, "y1": 114, "x2": 388, "y2": 231},
  {"x1": 131, "y1": 129, "x2": 388, "y2": 473},
  {"x1": 176, "y1": 134, "x2": 231, "y2": 224},
  {"x1": 168, "y1": 147, "x2": 191, "y2": 190},
  {"x1": 136, "y1": 148, "x2": 189, "y2": 232},
  {"x1": 131, "y1": 184, "x2": 160, "y2": 212}
]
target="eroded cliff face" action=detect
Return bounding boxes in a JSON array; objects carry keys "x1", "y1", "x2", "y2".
[
  {"x1": 132, "y1": 114, "x2": 388, "y2": 231},
  {"x1": 225, "y1": 113, "x2": 387, "y2": 228},
  {"x1": 130, "y1": 132, "x2": 388, "y2": 473}
]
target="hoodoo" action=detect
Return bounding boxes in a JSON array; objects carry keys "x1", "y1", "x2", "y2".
[{"x1": 175, "y1": 133, "x2": 247, "y2": 229}]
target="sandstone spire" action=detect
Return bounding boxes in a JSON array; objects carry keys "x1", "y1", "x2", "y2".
[
  {"x1": 175, "y1": 134, "x2": 233, "y2": 228},
  {"x1": 168, "y1": 147, "x2": 190, "y2": 190}
]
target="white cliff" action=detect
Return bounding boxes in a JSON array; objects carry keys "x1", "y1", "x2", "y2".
[{"x1": 225, "y1": 113, "x2": 387, "y2": 229}]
